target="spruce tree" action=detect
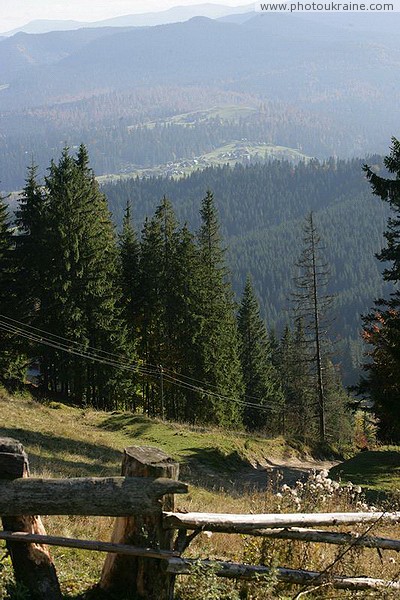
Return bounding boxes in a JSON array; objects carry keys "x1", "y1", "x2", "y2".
[
  {"x1": 0, "y1": 192, "x2": 25, "y2": 383},
  {"x1": 118, "y1": 199, "x2": 140, "y2": 334},
  {"x1": 167, "y1": 224, "x2": 204, "y2": 422},
  {"x1": 15, "y1": 163, "x2": 49, "y2": 319},
  {"x1": 292, "y1": 212, "x2": 332, "y2": 441},
  {"x1": 18, "y1": 146, "x2": 136, "y2": 408},
  {"x1": 137, "y1": 197, "x2": 180, "y2": 417},
  {"x1": 237, "y1": 276, "x2": 284, "y2": 432},
  {"x1": 360, "y1": 138, "x2": 400, "y2": 441},
  {"x1": 196, "y1": 190, "x2": 243, "y2": 427}
]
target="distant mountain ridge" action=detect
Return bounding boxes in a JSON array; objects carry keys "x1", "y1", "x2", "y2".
[
  {"x1": 1, "y1": 10, "x2": 400, "y2": 192},
  {"x1": 1, "y1": 3, "x2": 254, "y2": 36},
  {"x1": 0, "y1": 12, "x2": 399, "y2": 161}
]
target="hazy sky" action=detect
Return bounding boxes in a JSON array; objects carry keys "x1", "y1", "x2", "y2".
[{"x1": 0, "y1": 0, "x2": 246, "y2": 31}]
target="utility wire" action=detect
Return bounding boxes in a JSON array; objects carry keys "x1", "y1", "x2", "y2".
[
  {"x1": 1, "y1": 315, "x2": 268, "y2": 402},
  {"x1": 0, "y1": 318, "x2": 274, "y2": 413},
  {"x1": 0, "y1": 320, "x2": 157, "y2": 377},
  {"x1": 0, "y1": 314, "x2": 159, "y2": 370},
  {"x1": 0, "y1": 314, "x2": 276, "y2": 409}
]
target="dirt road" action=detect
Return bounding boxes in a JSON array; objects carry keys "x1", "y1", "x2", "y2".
[{"x1": 238, "y1": 457, "x2": 340, "y2": 491}]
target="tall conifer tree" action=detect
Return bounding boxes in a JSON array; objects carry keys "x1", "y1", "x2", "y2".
[
  {"x1": 360, "y1": 138, "x2": 400, "y2": 441},
  {"x1": 237, "y1": 276, "x2": 283, "y2": 432},
  {"x1": 292, "y1": 212, "x2": 332, "y2": 441},
  {"x1": 165, "y1": 223, "x2": 203, "y2": 422},
  {"x1": 15, "y1": 163, "x2": 49, "y2": 319},
  {"x1": 196, "y1": 190, "x2": 243, "y2": 427},
  {"x1": 138, "y1": 197, "x2": 181, "y2": 416},
  {"x1": 118, "y1": 199, "x2": 140, "y2": 334},
  {"x1": 0, "y1": 192, "x2": 25, "y2": 382},
  {"x1": 17, "y1": 146, "x2": 136, "y2": 408}
]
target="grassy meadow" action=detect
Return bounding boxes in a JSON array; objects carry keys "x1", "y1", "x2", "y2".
[{"x1": 1, "y1": 388, "x2": 400, "y2": 599}]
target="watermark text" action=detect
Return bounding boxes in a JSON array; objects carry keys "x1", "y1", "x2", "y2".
[{"x1": 256, "y1": 1, "x2": 395, "y2": 11}]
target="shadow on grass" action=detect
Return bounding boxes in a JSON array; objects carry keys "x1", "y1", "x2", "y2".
[
  {"x1": 0, "y1": 427, "x2": 122, "y2": 477},
  {"x1": 99, "y1": 412, "x2": 152, "y2": 437},
  {"x1": 180, "y1": 446, "x2": 252, "y2": 493},
  {"x1": 62, "y1": 587, "x2": 124, "y2": 600},
  {"x1": 330, "y1": 450, "x2": 400, "y2": 482},
  {"x1": 330, "y1": 450, "x2": 400, "y2": 505}
]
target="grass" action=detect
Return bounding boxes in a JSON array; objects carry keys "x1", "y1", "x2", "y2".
[
  {"x1": 330, "y1": 448, "x2": 400, "y2": 500},
  {"x1": 2, "y1": 388, "x2": 400, "y2": 599},
  {"x1": 0, "y1": 388, "x2": 312, "y2": 483}
]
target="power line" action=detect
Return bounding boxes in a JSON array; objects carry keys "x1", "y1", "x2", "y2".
[
  {"x1": 1, "y1": 314, "x2": 276, "y2": 409},
  {"x1": 0, "y1": 314, "x2": 159, "y2": 370},
  {"x1": 0, "y1": 318, "x2": 275, "y2": 413},
  {"x1": 0, "y1": 320, "x2": 157, "y2": 377}
]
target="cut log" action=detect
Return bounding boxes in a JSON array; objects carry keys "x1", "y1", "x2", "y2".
[
  {"x1": 163, "y1": 511, "x2": 400, "y2": 532},
  {"x1": 0, "y1": 476, "x2": 187, "y2": 516},
  {"x1": 0, "y1": 437, "x2": 62, "y2": 600},
  {"x1": 100, "y1": 446, "x2": 184, "y2": 600},
  {"x1": 167, "y1": 557, "x2": 400, "y2": 590},
  {"x1": 241, "y1": 527, "x2": 400, "y2": 550},
  {"x1": 0, "y1": 531, "x2": 178, "y2": 559}
]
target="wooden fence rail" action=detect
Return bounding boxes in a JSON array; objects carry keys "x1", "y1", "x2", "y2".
[
  {"x1": 167, "y1": 558, "x2": 400, "y2": 591},
  {"x1": 220, "y1": 526, "x2": 400, "y2": 551},
  {"x1": 0, "y1": 531, "x2": 179, "y2": 560},
  {"x1": 1, "y1": 437, "x2": 400, "y2": 600},
  {"x1": 164, "y1": 510, "x2": 400, "y2": 531},
  {"x1": 0, "y1": 476, "x2": 187, "y2": 516}
]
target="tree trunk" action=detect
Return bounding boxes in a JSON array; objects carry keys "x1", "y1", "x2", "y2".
[
  {"x1": 99, "y1": 446, "x2": 182, "y2": 600},
  {"x1": 0, "y1": 438, "x2": 62, "y2": 600}
]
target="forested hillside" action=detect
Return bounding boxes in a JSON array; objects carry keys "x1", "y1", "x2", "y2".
[
  {"x1": 3, "y1": 6, "x2": 400, "y2": 597},
  {"x1": 0, "y1": 147, "x2": 354, "y2": 444},
  {"x1": 103, "y1": 159, "x2": 391, "y2": 382},
  {"x1": 0, "y1": 95, "x2": 354, "y2": 191},
  {"x1": 1, "y1": 12, "x2": 400, "y2": 189}
]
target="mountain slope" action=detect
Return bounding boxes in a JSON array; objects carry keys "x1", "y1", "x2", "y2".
[
  {"x1": 102, "y1": 158, "x2": 391, "y2": 382},
  {"x1": 0, "y1": 14, "x2": 399, "y2": 158},
  {"x1": 0, "y1": 27, "x2": 135, "y2": 82}
]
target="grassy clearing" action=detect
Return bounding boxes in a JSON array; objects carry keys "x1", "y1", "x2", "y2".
[
  {"x1": 97, "y1": 141, "x2": 311, "y2": 185},
  {"x1": 1, "y1": 389, "x2": 400, "y2": 599},
  {"x1": 130, "y1": 105, "x2": 261, "y2": 129}
]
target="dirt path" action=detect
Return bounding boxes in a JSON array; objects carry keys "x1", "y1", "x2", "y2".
[
  {"x1": 185, "y1": 454, "x2": 341, "y2": 494},
  {"x1": 238, "y1": 457, "x2": 340, "y2": 491}
]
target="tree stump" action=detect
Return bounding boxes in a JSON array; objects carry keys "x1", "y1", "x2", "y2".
[
  {"x1": 99, "y1": 446, "x2": 182, "y2": 600},
  {"x1": 0, "y1": 438, "x2": 62, "y2": 600}
]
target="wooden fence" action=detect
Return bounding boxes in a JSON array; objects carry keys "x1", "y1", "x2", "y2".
[{"x1": 1, "y1": 437, "x2": 400, "y2": 599}]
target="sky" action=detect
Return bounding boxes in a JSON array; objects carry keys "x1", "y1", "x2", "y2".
[{"x1": 0, "y1": 0, "x2": 246, "y2": 32}]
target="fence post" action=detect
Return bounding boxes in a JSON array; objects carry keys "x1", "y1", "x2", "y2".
[
  {"x1": 99, "y1": 446, "x2": 181, "y2": 600},
  {"x1": 0, "y1": 437, "x2": 62, "y2": 600}
]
